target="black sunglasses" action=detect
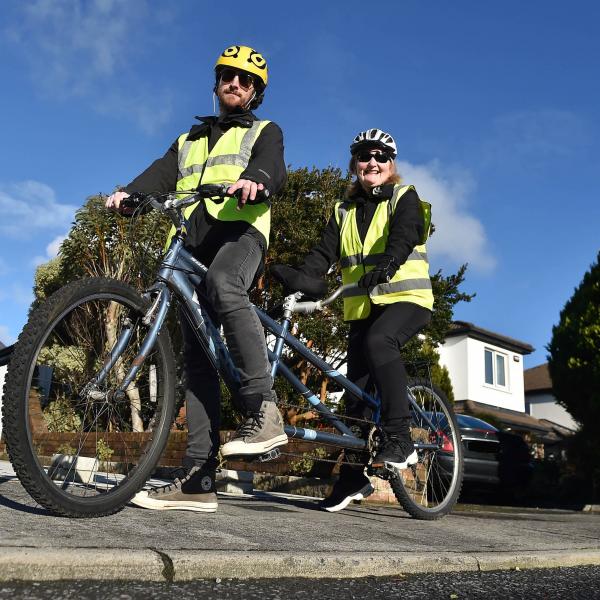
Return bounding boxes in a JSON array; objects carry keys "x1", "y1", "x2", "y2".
[
  {"x1": 356, "y1": 151, "x2": 392, "y2": 164},
  {"x1": 219, "y1": 68, "x2": 255, "y2": 90}
]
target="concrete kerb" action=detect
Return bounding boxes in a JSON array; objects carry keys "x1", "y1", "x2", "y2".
[
  {"x1": 0, "y1": 547, "x2": 166, "y2": 582},
  {"x1": 1, "y1": 548, "x2": 600, "y2": 582}
]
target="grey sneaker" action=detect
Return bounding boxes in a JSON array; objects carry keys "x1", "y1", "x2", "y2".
[
  {"x1": 221, "y1": 400, "x2": 288, "y2": 457},
  {"x1": 130, "y1": 467, "x2": 218, "y2": 512}
]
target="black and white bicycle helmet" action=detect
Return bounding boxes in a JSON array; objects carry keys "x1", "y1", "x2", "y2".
[{"x1": 350, "y1": 128, "x2": 397, "y2": 158}]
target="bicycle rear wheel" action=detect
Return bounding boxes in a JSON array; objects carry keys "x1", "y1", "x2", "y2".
[
  {"x1": 390, "y1": 378, "x2": 463, "y2": 520},
  {"x1": 2, "y1": 277, "x2": 176, "y2": 517}
]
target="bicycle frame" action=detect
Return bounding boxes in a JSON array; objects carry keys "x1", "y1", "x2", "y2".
[
  {"x1": 3, "y1": 186, "x2": 461, "y2": 521},
  {"x1": 110, "y1": 212, "x2": 441, "y2": 457}
]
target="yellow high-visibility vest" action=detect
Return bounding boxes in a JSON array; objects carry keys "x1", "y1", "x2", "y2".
[
  {"x1": 335, "y1": 184, "x2": 434, "y2": 320},
  {"x1": 165, "y1": 120, "x2": 271, "y2": 247}
]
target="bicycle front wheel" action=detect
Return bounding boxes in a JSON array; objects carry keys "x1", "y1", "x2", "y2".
[
  {"x1": 2, "y1": 277, "x2": 176, "y2": 517},
  {"x1": 390, "y1": 378, "x2": 464, "y2": 520}
]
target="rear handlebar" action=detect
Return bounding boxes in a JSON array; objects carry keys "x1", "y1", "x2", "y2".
[{"x1": 291, "y1": 283, "x2": 358, "y2": 314}]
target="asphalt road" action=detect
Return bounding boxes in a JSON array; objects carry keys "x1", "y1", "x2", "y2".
[
  {"x1": 1, "y1": 459, "x2": 600, "y2": 581},
  {"x1": 1, "y1": 567, "x2": 600, "y2": 599}
]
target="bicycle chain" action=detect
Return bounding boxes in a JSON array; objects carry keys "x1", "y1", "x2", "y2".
[
  {"x1": 279, "y1": 401, "x2": 376, "y2": 428},
  {"x1": 275, "y1": 400, "x2": 380, "y2": 468},
  {"x1": 276, "y1": 450, "x2": 368, "y2": 469}
]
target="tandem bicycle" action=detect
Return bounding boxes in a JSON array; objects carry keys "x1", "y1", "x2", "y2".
[{"x1": 1, "y1": 184, "x2": 464, "y2": 519}]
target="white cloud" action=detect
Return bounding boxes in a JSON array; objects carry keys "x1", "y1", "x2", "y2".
[
  {"x1": 397, "y1": 160, "x2": 496, "y2": 273},
  {"x1": 0, "y1": 181, "x2": 77, "y2": 238},
  {"x1": 5, "y1": 0, "x2": 175, "y2": 133},
  {"x1": 305, "y1": 33, "x2": 367, "y2": 126},
  {"x1": 95, "y1": 89, "x2": 175, "y2": 135},
  {"x1": 46, "y1": 235, "x2": 66, "y2": 258},
  {"x1": 9, "y1": 0, "x2": 133, "y2": 92},
  {"x1": 9, "y1": 284, "x2": 34, "y2": 307},
  {"x1": 484, "y1": 109, "x2": 589, "y2": 166},
  {"x1": 0, "y1": 324, "x2": 15, "y2": 346},
  {"x1": 32, "y1": 234, "x2": 68, "y2": 267}
]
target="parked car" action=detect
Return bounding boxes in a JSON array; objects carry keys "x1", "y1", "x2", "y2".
[
  {"x1": 458, "y1": 414, "x2": 532, "y2": 488},
  {"x1": 431, "y1": 413, "x2": 532, "y2": 488},
  {"x1": 455, "y1": 414, "x2": 502, "y2": 485}
]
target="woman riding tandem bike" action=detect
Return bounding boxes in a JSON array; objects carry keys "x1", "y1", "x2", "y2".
[{"x1": 272, "y1": 128, "x2": 434, "y2": 512}]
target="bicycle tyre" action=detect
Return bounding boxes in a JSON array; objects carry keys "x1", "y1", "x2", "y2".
[
  {"x1": 390, "y1": 378, "x2": 464, "y2": 520},
  {"x1": 2, "y1": 277, "x2": 176, "y2": 517}
]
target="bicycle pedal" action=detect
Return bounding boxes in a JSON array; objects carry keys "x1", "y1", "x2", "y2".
[
  {"x1": 369, "y1": 463, "x2": 398, "y2": 480},
  {"x1": 257, "y1": 448, "x2": 281, "y2": 462}
]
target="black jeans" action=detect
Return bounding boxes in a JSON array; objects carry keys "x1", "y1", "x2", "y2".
[
  {"x1": 345, "y1": 302, "x2": 431, "y2": 435},
  {"x1": 181, "y1": 231, "x2": 274, "y2": 470}
]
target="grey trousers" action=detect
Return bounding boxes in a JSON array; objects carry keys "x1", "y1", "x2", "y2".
[{"x1": 181, "y1": 232, "x2": 274, "y2": 470}]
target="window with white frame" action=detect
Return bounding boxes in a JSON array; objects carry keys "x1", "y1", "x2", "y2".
[{"x1": 484, "y1": 348, "x2": 508, "y2": 389}]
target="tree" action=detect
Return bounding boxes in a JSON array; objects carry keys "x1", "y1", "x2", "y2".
[
  {"x1": 33, "y1": 169, "x2": 473, "y2": 430},
  {"x1": 33, "y1": 195, "x2": 170, "y2": 301},
  {"x1": 250, "y1": 167, "x2": 352, "y2": 424},
  {"x1": 257, "y1": 167, "x2": 473, "y2": 417},
  {"x1": 548, "y1": 251, "x2": 600, "y2": 498},
  {"x1": 548, "y1": 251, "x2": 600, "y2": 425},
  {"x1": 33, "y1": 194, "x2": 175, "y2": 433}
]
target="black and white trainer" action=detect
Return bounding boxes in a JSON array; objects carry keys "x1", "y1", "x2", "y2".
[
  {"x1": 371, "y1": 435, "x2": 418, "y2": 471},
  {"x1": 320, "y1": 472, "x2": 374, "y2": 513}
]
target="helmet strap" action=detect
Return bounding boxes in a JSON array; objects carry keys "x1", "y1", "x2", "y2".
[
  {"x1": 212, "y1": 92, "x2": 217, "y2": 115},
  {"x1": 243, "y1": 91, "x2": 257, "y2": 111}
]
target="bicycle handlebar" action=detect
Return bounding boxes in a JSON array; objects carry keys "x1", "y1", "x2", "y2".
[
  {"x1": 120, "y1": 186, "x2": 351, "y2": 314},
  {"x1": 121, "y1": 184, "x2": 270, "y2": 226},
  {"x1": 122, "y1": 184, "x2": 231, "y2": 212},
  {"x1": 291, "y1": 283, "x2": 358, "y2": 314}
]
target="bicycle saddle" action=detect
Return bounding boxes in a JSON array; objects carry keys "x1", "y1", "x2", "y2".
[{"x1": 270, "y1": 264, "x2": 328, "y2": 300}]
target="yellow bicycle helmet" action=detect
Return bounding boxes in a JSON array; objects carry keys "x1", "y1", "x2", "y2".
[{"x1": 215, "y1": 45, "x2": 268, "y2": 87}]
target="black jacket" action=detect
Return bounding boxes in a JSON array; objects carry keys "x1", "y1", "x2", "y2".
[
  {"x1": 300, "y1": 185, "x2": 425, "y2": 277},
  {"x1": 124, "y1": 108, "x2": 286, "y2": 257}
]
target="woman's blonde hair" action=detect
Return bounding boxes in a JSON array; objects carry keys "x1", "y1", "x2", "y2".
[{"x1": 345, "y1": 155, "x2": 402, "y2": 198}]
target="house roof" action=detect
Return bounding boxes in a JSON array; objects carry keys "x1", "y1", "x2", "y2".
[
  {"x1": 455, "y1": 400, "x2": 565, "y2": 441},
  {"x1": 524, "y1": 362, "x2": 553, "y2": 393},
  {"x1": 444, "y1": 321, "x2": 534, "y2": 355},
  {"x1": 538, "y1": 418, "x2": 578, "y2": 435}
]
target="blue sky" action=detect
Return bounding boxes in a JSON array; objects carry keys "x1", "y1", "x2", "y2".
[{"x1": 0, "y1": 0, "x2": 598, "y2": 369}]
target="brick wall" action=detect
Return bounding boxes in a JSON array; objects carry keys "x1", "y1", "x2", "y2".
[{"x1": 0, "y1": 430, "x2": 342, "y2": 478}]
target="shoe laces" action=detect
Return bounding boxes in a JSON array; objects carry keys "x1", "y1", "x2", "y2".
[
  {"x1": 149, "y1": 467, "x2": 195, "y2": 496},
  {"x1": 237, "y1": 411, "x2": 264, "y2": 437}
]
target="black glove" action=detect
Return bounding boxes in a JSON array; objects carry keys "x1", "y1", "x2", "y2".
[
  {"x1": 270, "y1": 264, "x2": 328, "y2": 300},
  {"x1": 358, "y1": 256, "x2": 399, "y2": 289},
  {"x1": 358, "y1": 268, "x2": 389, "y2": 289}
]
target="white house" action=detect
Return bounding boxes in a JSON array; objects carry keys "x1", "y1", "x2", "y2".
[
  {"x1": 437, "y1": 321, "x2": 534, "y2": 412},
  {"x1": 437, "y1": 322, "x2": 573, "y2": 448},
  {"x1": 524, "y1": 363, "x2": 578, "y2": 432}
]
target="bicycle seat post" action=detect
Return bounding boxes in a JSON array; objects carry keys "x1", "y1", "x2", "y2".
[{"x1": 282, "y1": 292, "x2": 302, "y2": 320}]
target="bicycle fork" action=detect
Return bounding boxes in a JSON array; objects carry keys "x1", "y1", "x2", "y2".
[{"x1": 86, "y1": 285, "x2": 171, "y2": 403}]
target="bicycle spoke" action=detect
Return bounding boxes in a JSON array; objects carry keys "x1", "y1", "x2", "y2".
[
  {"x1": 4, "y1": 279, "x2": 176, "y2": 516},
  {"x1": 388, "y1": 378, "x2": 464, "y2": 519}
]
